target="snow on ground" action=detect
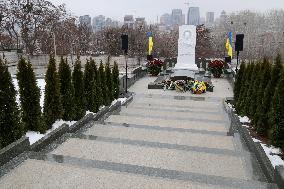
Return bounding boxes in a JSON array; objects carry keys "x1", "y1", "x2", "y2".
[
  {"x1": 238, "y1": 116, "x2": 251, "y2": 124},
  {"x1": 226, "y1": 102, "x2": 284, "y2": 167},
  {"x1": 86, "y1": 111, "x2": 95, "y2": 115},
  {"x1": 117, "y1": 97, "x2": 128, "y2": 105},
  {"x1": 26, "y1": 119, "x2": 77, "y2": 145},
  {"x1": 261, "y1": 143, "x2": 284, "y2": 168}
]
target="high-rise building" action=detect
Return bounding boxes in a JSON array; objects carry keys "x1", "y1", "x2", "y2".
[
  {"x1": 206, "y1": 12, "x2": 215, "y2": 24},
  {"x1": 160, "y1": 13, "x2": 171, "y2": 26},
  {"x1": 79, "y1": 15, "x2": 92, "y2": 29},
  {"x1": 92, "y1": 15, "x2": 106, "y2": 33},
  {"x1": 124, "y1": 15, "x2": 135, "y2": 29},
  {"x1": 171, "y1": 9, "x2": 183, "y2": 26},
  {"x1": 187, "y1": 7, "x2": 200, "y2": 26}
]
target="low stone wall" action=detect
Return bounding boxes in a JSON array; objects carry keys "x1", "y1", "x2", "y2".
[
  {"x1": 0, "y1": 137, "x2": 30, "y2": 167},
  {"x1": 30, "y1": 124, "x2": 70, "y2": 152},
  {"x1": 224, "y1": 98, "x2": 284, "y2": 188},
  {"x1": 0, "y1": 98, "x2": 124, "y2": 168},
  {"x1": 119, "y1": 66, "x2": 147, "y2": 94}
]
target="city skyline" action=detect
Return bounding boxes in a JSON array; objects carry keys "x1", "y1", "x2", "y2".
[{"x1": 49, "y1": 0, "x2": 284, "y2": 23}]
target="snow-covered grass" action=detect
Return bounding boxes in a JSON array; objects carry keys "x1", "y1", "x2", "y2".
[
  {"x1": 226, "y1": 101, "x2": 284, "y2": 168},
  {"x1": 25, "y1": 119, "x2": 77, "y2": 145}
]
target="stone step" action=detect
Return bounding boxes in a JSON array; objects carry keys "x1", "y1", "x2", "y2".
[
  {"x1": 131, "y1": 97, "x2": 222, "y2": 109},
  {"x1": 0, "y1": 158, "x2": 277, "y2": 189},
  {"x1": 51, "y1": 138, "x2": 249, "y2": 180},
  {"x1": 119, "y1": 106, "x2": 225, "y2": 121},
  {"x1": 127, "y1": 103, "x2": 222, "y2": 114},
  {"x1": 106, "y1": 115, "x2": 228, "y2": 132},
  {"x1": 84, "y1": 124, "x2": 235, "y2": 151}
]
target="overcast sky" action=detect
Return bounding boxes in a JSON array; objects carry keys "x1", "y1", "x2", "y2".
[{"x1": 49, "y1": 0, "x2": 284, "y2": 23}]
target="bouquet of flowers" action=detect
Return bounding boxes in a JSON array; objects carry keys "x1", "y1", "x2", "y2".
[
  {"x1": 192, "y1": 80, "x2": 207, "y2": 94},
  {"x1": 146, "y1": 58, "x2": 163, "y2": 76},
  {"x1": 208, "y1": 60, "x2": 225, "y2": 78}
]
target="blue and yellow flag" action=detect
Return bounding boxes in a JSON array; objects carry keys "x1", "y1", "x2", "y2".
[
  {"x1": 147, "y1": 32, "x2": 153, "y2": 55},
  {"x1": 226, "y1": 32, "x2": 233, "y2": 59}
]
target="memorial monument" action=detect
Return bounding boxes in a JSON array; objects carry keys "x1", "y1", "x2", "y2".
[{"x1": 174, "y1": 25, "x2": 198, "y2": 71}]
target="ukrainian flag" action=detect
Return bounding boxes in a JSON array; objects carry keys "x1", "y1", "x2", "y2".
[
  {"x1": 149, "y1": 36, "x2": 153, "y2": 55},
  {"x1": 226, "y1": 32, "x2": 233, "y2": 59}
]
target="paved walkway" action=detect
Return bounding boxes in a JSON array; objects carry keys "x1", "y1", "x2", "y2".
[{"x1": 0, "y1": 76, "x2": 277, "y2": 188}]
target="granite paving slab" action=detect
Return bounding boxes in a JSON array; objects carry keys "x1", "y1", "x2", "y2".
[
  {"x1": 106, "y1": 115, "x2": 228, "y2": 132},
  {"x1": 51, "y1": 138, "x2": 249, "y2": 180},
  {"x1": 119, "y1": 107, "x2": 225, "y2": 121},
  {"x1": 0, "y1": 159, "x2": 240, "y2": 189},
  {"x1": 84, "y1": 124, "x2": 235, "y2": 150}
]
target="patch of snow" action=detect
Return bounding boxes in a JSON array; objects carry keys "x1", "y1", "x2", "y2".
[
  {"x1": 37, "y1": 79, "x2": 45, "y2": 109},
  {"x1": 25, "y1": 119, "x2": 76, "y2": 144},
  {"x1": 25, "y1": 131, "x2": 44, "y2": 145},
  {"x1": 111, "y1": 99, "x2": 118, "y2": 106},
  {"x1": 238, "y1": 116, "x2": 251, "y2": 123},
  {"x1": 117, "y1": 97, "x2": 128, "y2": 105},
  {"x1": 252, "y1": 138, "x2": 261, "y2": 143},
  {"x1": 242, "y1": 124, "x2": 250, "y2": 128},
  {"x1": 86, "y1": 111, "x2": 95, "y2": 115},
  {"x1": 260, "y1": 143, "x2": 284, "y2": 168},
  {"x1": 99, "y1": 105, "x2": 105, "y2": 110}
]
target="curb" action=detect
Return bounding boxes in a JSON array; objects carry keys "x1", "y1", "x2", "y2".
[{"x1": 0, "y1": 137, "x2": 30, "y2": 167}]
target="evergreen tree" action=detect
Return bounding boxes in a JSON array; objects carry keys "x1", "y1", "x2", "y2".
[
  {"x1": 254, "y1": 58, "x2": 271, "y2": 131},
  {"x1": 239, "y1": 63, "x2": 254, "y2": 115},
  {"x1": 17, "y1": 58, "x2": 43, "y2": 133},
  {"x1": 257, "y1": 55, "x2": 283, "y2": 135},
  {"x1": 99, "y1": 61, "x2": 110, "y2": 105},
  {"x1": 249, "y1": 61, "x2": 263, "y2": 118},
  {"x1": 112, "y1": 61, "x2": 120, "y2": 99},
  {"x1": 243, "y1": 62, "x2": 258, "y2": 116},
  {"x1": 58, "y1": 57, "x2": 74, "y2": 121},
  {"x1": 84, "y1": 60, "x2": 96, "y2": 112},
  {"x1": 43, "y1": 56, "x2": 63, "y2": 129},
  {"x1": 234, "y1": 63, "x2": 245, "y2": 105},
  {"x1": 269, "y1": 69, "x2": 284, "y2": 149},
  {"x1": 72, "y1": 57, "x2": 86, "y2": 120},
  {"x1": 236, "y1": 63, "x2": 250, "y2": 114},
  {"x1": 105, "y1": 62, "x2": 113, "y2": 102},
  {"x1": 90, "y1": 59, "x2": 102, "y2": 111},
  {"x1": 0, "y1": 59, "x2": 22, "y2": 148}
]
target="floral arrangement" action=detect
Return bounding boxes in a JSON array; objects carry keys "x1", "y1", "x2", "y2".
[
  {"x1": 192, "y1": 80, "x2": 207, "y2": 94},
  {"x1": 146, "y1": 58, "x2": 163, "y2": 76},
  {"x1": 208, "y1": 60, "x2": 225, "y2": 78}
]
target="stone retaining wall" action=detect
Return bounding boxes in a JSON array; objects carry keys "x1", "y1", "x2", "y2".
[{"x1": 224, "y1": 98, "x2": 284, "y2": 188}]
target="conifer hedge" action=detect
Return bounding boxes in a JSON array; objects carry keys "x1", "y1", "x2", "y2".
[
  {"x1": 234, "y1": 55, "x2": 283, "y2": 149},
  {"x1": 17, "y1": 58, "x2": 43, "y2": 133},
  {"x1": 43, "y1": 56, "x2": 63, "y2": 129},
  {"x1": 58, "y1": 57, "x2": 74, "y2": 121}
]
